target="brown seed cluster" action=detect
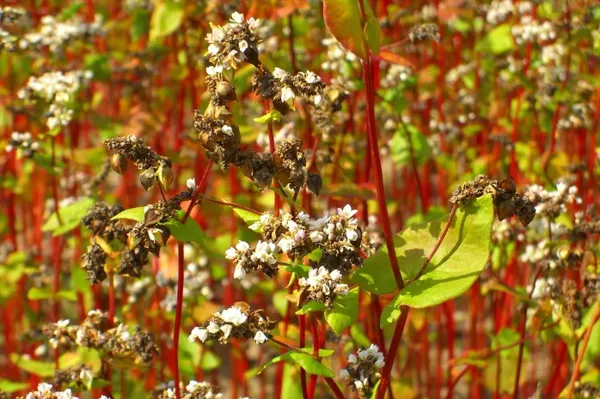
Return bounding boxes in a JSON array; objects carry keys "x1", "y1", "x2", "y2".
[
  {"x1": 39, "y1": 310, "x2": 159, "y2": 364},
  {"x1": 409, "y1": 23, "x2": 441, "y2": 43},
  {"x1": 194, "y1": 111, "x2": 321, "y2": 195},
  {"x1": 105, "y1": 135, "x2": 173, "y2": 191},
  {"x1": 53, "y1": 364, "x2": 93, "y2": 390},
  {"x1": 449, "y1": 175, "x2": 536, "y2": 227}
]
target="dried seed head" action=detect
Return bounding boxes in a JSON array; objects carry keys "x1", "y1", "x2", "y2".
[
  {"x1": 409, "y1": 23, "x2": 441, "y2": 43},
  {"x1": 140, "y1": 168, "x2": 157, "y2": 191},
  {"x1": 216, "y1": 80, "x2": 237, "y2": 101},
  {"x1": 307, "y1": 172, "x2": 323, "y2": 196},
  {"x1": 156, "y1": 162, "x2": 173, "y2": 189},
  {"x1": 109, "y1": 152, "x2": 128, "y2": 175}
]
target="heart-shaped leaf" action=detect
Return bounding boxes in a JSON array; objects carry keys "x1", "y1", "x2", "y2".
[
  {"x1": 323, "y1": 0, "x2": 380, "y2": 60},
  {"x1": 325, "y1": 287, "x2": 359, "y2": 335},
  {"x1": 258, "y1": 350, "x2": 334, "y2": 377},
  {"x1": 380, "y1": 195, "x2": 493, "y2": 326}
]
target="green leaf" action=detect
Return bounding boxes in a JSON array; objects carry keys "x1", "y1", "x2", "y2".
[
  {"x1": 363, "y1": 1, "x2": 381, "y2": 56},
  {"x1": 389, "y1": 124, "x2": 431, "y2": 167},
  {"x1": 477, "y1": 24, "x2": 514, "y2": 55},
  {"x1": 253, "y1": 110, "x2": 282, "y2": 124},
  {"x1": 351, "y1": 246, "x2": 397, "y2": 295},
  {"x1": 0, "y1": 379, "x2": 29, "y2": 393},
  {"x1": 323, "y1": 0, "x2": 371, "y2": 60},
  {"x1": 132, "y1": 9, "x2": 150, "y2": 41},
  {"x1": 233, "y1": 208, "x2": 261, "y2": 229},
  {"x1": 325, "y1": 288, "x2": 359, "y2": 335},
  {"x1": 84, "y1": 54, "x2": 110, "y2": 82},
  {"x1": 42, "y1": 197, "x2": 95, "y2": 236},
  {"x1": 10, "y1": 354, "x2": 55, "y2": 377},
  {"x1": 56, "y1": 289, "x2": 78, "y2": 301},
  {"x1": 27, "y1": 287, "x2": 54, "y2": 300},
  {"x1": 200, "y1": 350, "x2": 222, "y2": 371},
  {"x1": 161, "y1": 217, "x2": 205, "y2": 245},
  {"x1": 150, "y1": 1, "x2": 185, "y2": 41},
  {"x1": 296, "y1": 301, "x2": 327, "y2": 315},
  {"x1": 380, "y1": 195, "x2": 494, "y2": 326},
  {"x1": 58, "y1": 2, "x2": 83, "y2": 20},
  {"x1": 111, "y1": 206, "x2": 146, "y2": 222},
  {"x1": 258, "y1": 350, "x2": 334, "y2": 377},
  {"x1": 350, "y1": 324, "x2": 372, "y2": 348}
]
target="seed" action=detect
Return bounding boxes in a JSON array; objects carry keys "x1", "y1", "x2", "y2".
[{"x1": 109, "y1": 152, "x2": 127, "y2": 175}]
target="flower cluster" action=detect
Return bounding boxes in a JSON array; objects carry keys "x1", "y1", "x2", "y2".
[
  {"x1": 39, "y1": 310, "x2": 159, "y2": 364},
  {"x1": 188, "y1": 303, "x2": 276, "y2": 345},
  {"x1": 152, "y1": 380, "x2": 223, "y2": 399},
  {"x1": 511, "y1": 17, "x2": 556, "y2": 45},
  {"x1": 5, "y1": 131, "x2": 40, "y2": 157},
  {"x1": 16, "y1": 383, "x2": 77, "y2": 399},
  {"x1": 206, "y1": 12, "x2": 261, "y2": 70},
  {"x1": 227, "y1": 205, "x2": 366, "y2": 288},
  {"x1": 524, "y1": 181, "x2": 581, "y2": 219},
  {"x1": 557, "y1": 103, "x2": 594, "y2": 131},
  {"x1": 298, "y1": 266, "x2": 349, "y2": 308},
  {"x1": 380, "y1": 63, "x2": 413, "y2": 89},
  {"x1": 20, "y1": 14, "x2": 103, "y2": 54},
  {"x1": 485, "y1": 0, "x2": 514, "y2": 25},
  {"x1": 18, "y1": 70, "x2": 93, "y2": 130},
  {"x1": 340, "y1": 344, "x2": 385, "y2": 398}
]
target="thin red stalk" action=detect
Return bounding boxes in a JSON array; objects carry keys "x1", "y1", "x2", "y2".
[
  {"x1": 566, "y1": 305, "x2": 600, "y2": 399},
  {"x1": 265, "y1": 101, "x2": 281, "y2": 216},
  {"x1": 445, "y1": 366, "x2": 473, "y2": 399},
  {"x1": 173, "y1": 161, "x2": 212, "y2": 399},
  {"x1": 307, "y1": 315, "x2": 320, "y2": 398},
  {"x1": 324, "y1": 378, "x2": 345, "y2": 399},
  {"x1": 512, "y1": 266, "x2": 543, "y2": 399},
  {"x1": 173, "y1": 242, "x2": 185, "y2": 399}
]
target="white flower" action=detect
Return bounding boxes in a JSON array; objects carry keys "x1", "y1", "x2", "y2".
[
  {"x1": 222, "y1": 125, "x2": 233, "y2": 136},
  {"x1": 313, "y1": 94, "x2": 322, "y2": 105},
  {"x1": 219, "y1": 306, "x2": 248, "y2": 326},
  {"x1": 57, "y1": 319, "x2": 70, "y2": 328},
  {"x1": 239, "y1": 40, "x2": 248, "y2": 53},
  {"x1": 186, "y1": 178, "x2": 196, "y2": 190},
  {"x1": 189, "y1": 327, "x2": 208, "y2": 342},
  {"x1": 348, "y1": 354, "x2": 358, "y2": 363},
  {"x1": 230, "y1": 12, "x2": 244, "y2": 24},
  {"x1": 206, "y1": 65, "x2": 223, "y2": 76},
  {"x1": 254, "y1": 330, "x2": 268, "y2": 344},
  {"x1": 345, "y1": 229, "x2": 358, "y2": 242},
  {"x1": 207, "y1": 321, "x2": 220, "y2": 334},
  {"x1": 309, "y1": 231, "x2": 324, "y2": 243},
  {"x1": 338, "y1": 204, "x2": 358, "y2": 219},
  {"x1": 281, "y1": 86, "x2": 295, "y2": 103},
  {"x1": 273, "y1": 67, "x2": 287, "y2": 81},
  {"x1": 252, "y1": 240, "x2": 278, "y2": 264},
  {"x1": 340, "y1": 369, "x2": 350, "y2": 379},
  {"x1": 220, "y1": 324, "x2": 233, "y2": 338},
  {"x1": 208, "y1": 43, "x2": 220, "y2": 55},
  {"x1": 278, "y1": 237, "x2": 295, "y2": 253},
  {"x1": 234, "y1": 263, "x2": 246, "y2": 279},
  {"x1": 225, "y1": 247, "x2": 238, "y2": 260},
  {"x1": 38, "y1": 383, "x2": 53, "y2": 393},
  {"x1": 186, "y1": 381, "x2": 199, "y2": 392},
  {"x1": 304, "y1": 71, "x2": 320, "y2": 84}
]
